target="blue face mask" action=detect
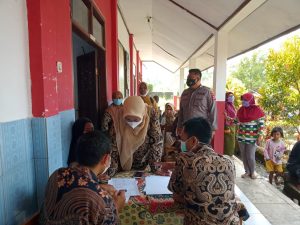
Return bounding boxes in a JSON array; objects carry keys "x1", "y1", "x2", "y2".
[
  {"x1": 180, "y1": 141, "x2": 187, "y2": 152},
  {"x1": 242, "y1": 100, "x2": 250, "y2": 107},
  {"x1": 113, "y1": 99, "x2": 123, "y2": 106},
  {"x1": 227, "y1": 96, "x2": 234, "y2": 103}
]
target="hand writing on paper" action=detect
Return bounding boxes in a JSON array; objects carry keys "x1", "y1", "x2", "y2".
[
  {"x1": 100, "y1": 184, "x2": 117, "y2": 196},
  {"x1": 113, "y1": 190, "x2": 126, "y2": 212}
]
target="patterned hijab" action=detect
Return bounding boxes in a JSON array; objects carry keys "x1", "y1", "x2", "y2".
[{"x1": 237, "y1": 92, "x2": 265, "y2": 123}]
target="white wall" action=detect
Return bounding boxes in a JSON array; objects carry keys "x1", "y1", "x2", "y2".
[
  {"x1": 0, "y1": 0, "x2": 32, "y2": 122},
  {"x1": 118, "y1": 10, "x2": 130, "y2": 53}
]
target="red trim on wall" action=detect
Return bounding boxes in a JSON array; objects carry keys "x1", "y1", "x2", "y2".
[
  {"x1": 129, "y1": 34, "x2": 134, "y2": 96},
  {"x1": 136, "y1": 50, "x2": 140, "y2": 94},
  {"x1": 110, "y1": 0, "x2": 118, "y2": 92},
  {"x1": 140, "y1": 60, "x2": 143, "y2": 81},
  {"x1": 27, "y1": 0, "x2": 73, "y2": 117},
  {"x1": 213, "y1": 101, "x2": 225, "y2": 154},
  {"x1": 94, "y1": 0, "x2": 118, "y2": 100}
]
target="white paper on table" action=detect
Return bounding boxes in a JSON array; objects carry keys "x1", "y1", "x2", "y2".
[
  {"x1": 108, "y1": 178, "x2": 140, "y2": 202},
  {"x1": 144, "y1": 175, "x2": 172, "y2": 195}
]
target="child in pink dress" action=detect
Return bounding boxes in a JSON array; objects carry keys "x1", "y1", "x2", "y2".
[{"x1": 264, "y1": 127, "x2": 286, "y2": 185}]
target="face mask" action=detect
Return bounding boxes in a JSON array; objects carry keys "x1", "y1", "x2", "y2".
[
  {"x1": 113, "y1": 99, "x2": 123, "y2": 106},
  {"x1": 180, "y1": 141, "x2": 187, "y2": 152},
  {"x1": 227, "y1": 96, "x2": 234, "y2": 103},
  {"x1": 242, "y1": 100, "x2": 250, "y2": 107},
  {"x1": 101, "y1": 156, "x2": 111, "y2": 174},
  {"x1": 186, "y1": 78, "x2": 197, "y2": 87},
  {"x1": 127, "y1": 120, "x2": 142, "y2": 129}
]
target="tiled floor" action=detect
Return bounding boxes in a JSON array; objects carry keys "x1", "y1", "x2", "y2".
[
  {"x1": 234, "y1": 156, "x2": 300, "y2": 225},
  {"x1": 235, "y1": 186, "x2": 272, "y2": 225}
]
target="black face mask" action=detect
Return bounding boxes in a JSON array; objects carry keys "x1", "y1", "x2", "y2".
[{"x1": 186, "y1": 78, "x2": 197, "y2": 87}]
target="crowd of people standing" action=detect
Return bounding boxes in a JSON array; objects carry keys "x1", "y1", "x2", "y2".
[{"x1": 39, "y1": 68, "x2": 299, "y2": 224}]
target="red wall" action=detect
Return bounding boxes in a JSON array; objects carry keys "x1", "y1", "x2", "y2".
[
  {"x1": 27, "y1": 0, "x2": 73, "y2": 117},
  {"x1": 213, "y1": 101, "x2": 225, "y2": 154},
  {"x1": 27, "y1": 0, "x2": 118, "y2": 116},
  {"x1": 94, "y1": 0, "x2": 118, "y2": 100},
  {"x1": 129, "y1": 34, "x2": 134, "y2": 96}
]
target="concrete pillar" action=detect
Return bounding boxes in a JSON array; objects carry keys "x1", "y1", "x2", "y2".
[
  {"x1": 179, "y1": 68, "x2": 185, "y2": 95},
  {"x1": 213, "y1": 31, "x2": 228, "y2": 154}
]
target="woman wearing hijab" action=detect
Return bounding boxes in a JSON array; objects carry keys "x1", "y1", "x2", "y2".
[
  {"x1": 67, "y1": 117, "x2": 94, "y2": 166},
  {"x1": 101, "y1": 96, "x2": 163, "y2": 177},
  {"x1": 161, "y1": 103, "x2": 176, "y2": 130},
  {"x1": 224, "y1": 92, "x2": 237, "y2": 156},
  {"x1": 237, "y1": 92, "x2": 265, "y2": 179}
]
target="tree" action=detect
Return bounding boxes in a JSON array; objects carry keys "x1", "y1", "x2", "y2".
[
  {"x1": 260, "y1": 36, "x2": 300, "y2": 134},
  {"x1": 226, "y1": 76, "x2": 246, "y2": 107},
  {"x1": 147, "y1": 83, "x2": 154, "y2": 92},
  {"x1": 231, "y1": 52, "x2": 266, "y2": 92}
]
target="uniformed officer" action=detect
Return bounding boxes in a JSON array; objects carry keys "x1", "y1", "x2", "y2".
[{"x1": 177, "y1": 68, "x2": 217, "y2": 137}]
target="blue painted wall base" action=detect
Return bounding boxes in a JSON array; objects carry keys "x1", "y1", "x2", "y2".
[{"x1": 0, "y1": 109, "x2": 74, "y2": 225}]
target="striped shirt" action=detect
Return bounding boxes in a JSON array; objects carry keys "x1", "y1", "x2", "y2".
[{"x1": 237, "y1": 118, "x2": 264, "y2": 144}]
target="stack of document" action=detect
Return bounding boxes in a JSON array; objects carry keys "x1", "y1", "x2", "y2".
[
  {"x1": 108, "y1": 178, "x2": 140, "y2": 202},
  {"x1": 144, "y1": 175, "x2": 172, "y2": 195}
]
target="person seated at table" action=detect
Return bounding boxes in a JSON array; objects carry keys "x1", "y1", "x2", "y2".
[
  {"x1": 40, "y1": 130, "x2": 126, "y2": 225},
  {"x1": 67, "y1": 117, "x2": 94, "y2": 166},
  {"x1": 101, "y1": 96, "x2": 163, "y2": 177},
  {"x1": 168, "y1": 117, "x2": 241, "y2": 225},
  {"x1": 286, "y1": 140, "x2": 300, "y2": 189}
]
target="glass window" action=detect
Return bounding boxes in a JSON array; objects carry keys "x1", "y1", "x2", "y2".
[
  {"x1": 72, "y1": 0, "x2": 89, "y2": 32},
  {"x1": 93, "y1": 16, "x2": 104, "y2": 46}
]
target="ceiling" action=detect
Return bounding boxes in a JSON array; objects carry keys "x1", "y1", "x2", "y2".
[{"x1": 118, "y1": 0, "x2": 300, "y2": 72}]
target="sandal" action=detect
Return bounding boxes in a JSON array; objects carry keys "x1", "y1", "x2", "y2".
[{"x1": 241, "y1": 173, "x2": 250, "y2": 178}]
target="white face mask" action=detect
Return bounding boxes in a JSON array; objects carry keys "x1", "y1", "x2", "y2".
[
  {"x1": 127, "y1": 120, "x2": 142, "y2": 129},
  {"x1": 101, "y1": 156, "x2": 111, "y2": 174}
]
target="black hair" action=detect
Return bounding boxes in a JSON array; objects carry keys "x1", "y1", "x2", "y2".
[
  {"x1": 76, "y1": 130, "x2": 111, "y2": 167},
  {"x1": 183, "y1": 117, "x2": 212, "y2": 144},
  {"x1": 189, "y1": 68, "x2": 202, "y2": 79},
  {"x1": 67, "y1": 117, "x2": 93, "y2": 165},
  {"x1": 271, "y1": 126, "x2": 284, "y2": 138}
]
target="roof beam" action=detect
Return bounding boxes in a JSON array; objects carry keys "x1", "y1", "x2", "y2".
[
  {"x1": 220, "y1": 0, "x2": 267, "y2": 32},
  {"x1": 167, "y1": 0, "x2": 217, "y2": 31},
  {"x1": 184, "y1": 0, "x2": 268, "y2": 71}
]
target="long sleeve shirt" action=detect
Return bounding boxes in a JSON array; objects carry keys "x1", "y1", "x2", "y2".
[
  {"x1": 237, "y1": 118, "x2": 264, "y2": 144},
  {"x1": 263, "y1": 139, "x2": 286, "y2": 164},
  {"x1": 101, "y1": 108, "x2": 163, "y2": 177},
  {"x1": 177, "y1": 85, "x2": 217, "y2": 130}
]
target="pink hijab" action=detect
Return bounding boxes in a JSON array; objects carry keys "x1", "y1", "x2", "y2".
[
  {"x1": 237, "y1": 92, "x2": 265, "y2": 123},
  {"x1": 225, "y1": 92, "x2": 236, "y2": 119}
]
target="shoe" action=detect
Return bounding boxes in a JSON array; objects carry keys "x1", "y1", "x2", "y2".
[{"x1": 241, "y1": 173, "x2": 250, "y2": 178}]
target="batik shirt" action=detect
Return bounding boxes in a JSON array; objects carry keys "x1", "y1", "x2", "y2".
[
  {"x1": 168, "y1": 144, "x2": 240, "y2": 225},
  {"x1": 237, "y1": 118, "x2": 264, "y2": 144},
  {"x1": 39, "y1": 165, "x2": 118, "y2": 225},
  {"x1": 101, "y1": 108, "x2": 163, "y2": 177}
]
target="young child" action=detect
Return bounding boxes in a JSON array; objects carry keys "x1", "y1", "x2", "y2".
[{"x1": 264, "y1": 127, "x2": 286, "y2": 185}]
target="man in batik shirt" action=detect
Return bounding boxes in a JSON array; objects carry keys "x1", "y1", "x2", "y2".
[
  {"x1": 168, "y1": 117, "x2": 240, "y2": 225},
  {"x1": 40, "y1": 131, "x2": 126, "y2": 225}
]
